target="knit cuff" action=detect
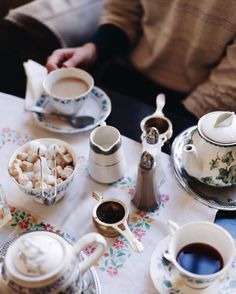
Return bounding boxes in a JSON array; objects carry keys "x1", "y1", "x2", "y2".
[{"x1": 90, "y1": 24, "x2": 130, "y2": 63}]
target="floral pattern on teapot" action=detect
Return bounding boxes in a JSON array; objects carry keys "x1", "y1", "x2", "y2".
[
  {"x1": 182, "y1": 111, "x2": 236, "y2": 187},
  {"x1": 201, "y1": 151, "x2": 236, "y2": 186}
]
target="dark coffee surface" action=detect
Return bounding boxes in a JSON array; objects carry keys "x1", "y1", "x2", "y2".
[
  {"x1": 177, "y1": 243, "x2": 223, "y2": 275},
  {"x1": 97, "y1": 201, "x2": 125, "y2": 224}
]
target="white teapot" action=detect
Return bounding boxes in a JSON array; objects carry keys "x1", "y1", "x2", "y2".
[
  {"x1": 0, "y1": 231, "x2": 106, "y2": 293},
  {"x1": 182, "y1": 111, "x2": 236, "y2": 187}
]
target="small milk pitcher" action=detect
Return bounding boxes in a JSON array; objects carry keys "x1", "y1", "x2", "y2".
[{"x1": 88, "y1": 123, "x2": 126, "y2": 183}]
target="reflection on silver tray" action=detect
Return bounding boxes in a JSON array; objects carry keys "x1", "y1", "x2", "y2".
[
  {"x1": 0, "y1": 234, "x2": 101, "y2": 294},
  {"x1": 171, "y1": 126, "x2": 236, "y2": 211}
]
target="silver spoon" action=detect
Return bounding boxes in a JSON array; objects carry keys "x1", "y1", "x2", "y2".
[{"x1": 28, "y1": 106, "x2": 95, "y2": 128}]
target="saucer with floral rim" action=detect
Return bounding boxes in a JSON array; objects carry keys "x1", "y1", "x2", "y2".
[
  {"x1": 33, "y1": 86, "x2": 111, "y2": 134},
  {"x1": 150, "y1": 236, "x2": 236, "y2": 294}
]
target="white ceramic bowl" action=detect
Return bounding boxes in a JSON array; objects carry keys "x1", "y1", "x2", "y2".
[{"x1": 8, "y1": 138, "x2": 78, "y2": 205}]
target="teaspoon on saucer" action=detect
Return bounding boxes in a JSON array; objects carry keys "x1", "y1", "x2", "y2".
[{"x1": 27, "y1": 106, "x2": 95, "y2": 129}]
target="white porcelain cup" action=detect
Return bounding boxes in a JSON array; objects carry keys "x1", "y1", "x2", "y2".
[
  {"x1": 88, "y1": 123, "x2": 126, "y2": 183},
  {"x1": 164, "y1": 221, "x2": 235, "y2": 289},
  {"x1": 43, "y1": 67, "x2": 94, "y2": 115}
]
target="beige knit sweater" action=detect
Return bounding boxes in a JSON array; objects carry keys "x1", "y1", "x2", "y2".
[{"x1": 101, "y1": 0, "x2": 236, "y2": 117}]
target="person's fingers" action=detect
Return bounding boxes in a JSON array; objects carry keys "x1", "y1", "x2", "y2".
[
  {"x1": 46, "y1": 61, "x2": 58, "y2": 72},
  {"x1": 46, "y1": 44, "x2": 97, "y2": 71},
  {"x1": 46, "y1": 48, "x2": 76, "y2": 72},
  {"x1": 46, "y1": 51, "x2": 63, "y2": 71},
  {"x1": 63, "y1": 44, "x2": 97, "y2": 68},
  {"x1": 62, "y1": 50, "x2": 85, "y2": 68}
]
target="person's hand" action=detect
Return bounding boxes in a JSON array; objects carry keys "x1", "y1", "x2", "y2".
[{"x1": 46, "y1": 43, "x2": 97, "y2": 72}]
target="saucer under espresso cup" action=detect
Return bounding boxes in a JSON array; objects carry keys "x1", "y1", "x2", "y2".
[
  {"x1": 150, "y1": 235, "x2": 236, "y2": 294},
  {"x1": 164, "y1": 220, "x2": 235, "y2": 289},
  {"x1": 140, "y1": 93, "x2": 173, "y2": 142},
  {"x1": 43, "y1": 67, "x2": 94, "y2": 116}
]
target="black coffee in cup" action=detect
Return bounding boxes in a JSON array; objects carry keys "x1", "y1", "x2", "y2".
[
  {"x1": 177, "y1": 243, "x2": 223, "y2": 275},
  {"x1": 96, "y1": 201, "x2": 125, "y2": 224}
]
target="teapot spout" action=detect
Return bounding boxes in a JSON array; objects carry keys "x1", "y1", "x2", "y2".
[{"x1": 182, "y1": 144, "x2": 203, "y2": 178}]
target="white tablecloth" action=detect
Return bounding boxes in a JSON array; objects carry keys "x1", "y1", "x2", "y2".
[{"x1": 0, "y1": 92, "x2": 217, "y2": 294}]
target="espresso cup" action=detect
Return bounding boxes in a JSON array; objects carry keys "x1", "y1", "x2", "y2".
[
  {"x1": 164, "y1": 221, "x2": 235, "y2": 289},
  {"x1": 43, "y1": 67, "x2": 94, "y2": 115}
]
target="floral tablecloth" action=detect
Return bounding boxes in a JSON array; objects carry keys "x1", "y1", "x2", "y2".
[{"x1": 0, "y1": 93, "x2": 217, "y2": 294}]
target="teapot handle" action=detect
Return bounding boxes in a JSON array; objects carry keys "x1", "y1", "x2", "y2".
[{"x1": 74, "y1": 232, "x2": 107, "y2": 276}]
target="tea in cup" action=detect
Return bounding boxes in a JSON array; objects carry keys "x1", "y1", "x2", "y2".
[
  {"x1": 43, "y1": 67, "x2": 94, "y2": 115},
  {"x1": 164, "y1": 221, "x2": 235, "y2": 289}
]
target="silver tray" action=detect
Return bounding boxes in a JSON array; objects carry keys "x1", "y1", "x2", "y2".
[
  {"x1": 171, "y1": 126, "x2": 236, "y2": 210},
  {"x1": 0, "y1": 234, "x2": 101, "y2": 294}
]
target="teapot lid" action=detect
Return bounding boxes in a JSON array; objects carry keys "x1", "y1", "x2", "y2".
[
  {"x1": 5, "y1": 231, "x2": 67, "y2": 283},
  {"x1": 198, "y1": 111, "x2": 236, "y2": 145}
]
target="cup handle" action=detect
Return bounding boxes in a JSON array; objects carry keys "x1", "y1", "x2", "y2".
[
  {"x1": 113, "y1": 221, "x2": 144, "y2": 253},
  {"x1": 163, "y1": 251, "x2": 174, "y2": 262},
  {"x1": 168, "y1": 220, "x2": 179, "y2": 236},
  {"x1": 160, "y1": 135, "x2": 167, "y2": 145},
  {"x1": 74, "y1": 232, "x2": 107, "y2": 276},
  {"x1": 92, "y1": 191, "x2": 103, "y2": 202},
  {"x1": 100, "y1": 121, "x2": 106, "y2": 127},
  {"x1": 153, "y1": 93, "x2": 166, "y2": 117}
]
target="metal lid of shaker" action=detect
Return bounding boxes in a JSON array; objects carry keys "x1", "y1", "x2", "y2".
[
  {"x1": 145, "y1": 127, "x2": 159, "y2": 144},
  {"x1": 140, "y1": 151, "x2": 155, "y2": 170}
]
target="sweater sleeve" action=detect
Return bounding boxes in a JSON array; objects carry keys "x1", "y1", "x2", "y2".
[
  {"x1": 99, "y1": 0, "x2": 143, "y2": 45},
  {"x1": 183, "y1": 42, "x2": 236, "y2": 118}
]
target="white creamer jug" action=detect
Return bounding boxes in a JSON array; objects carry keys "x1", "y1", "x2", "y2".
[{"x1": 88, "y1": 123, "x2": 126, "y2": 183}]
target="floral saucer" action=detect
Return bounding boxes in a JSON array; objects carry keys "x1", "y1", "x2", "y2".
[
  {"x1": 150, "y1": 236, "x2": 236, "y2": 294},
  {"x1": 33, "y1": 86, "x2": 111, "y2": 134}
]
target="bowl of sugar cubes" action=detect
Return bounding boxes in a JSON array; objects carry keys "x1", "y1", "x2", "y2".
[{"x1": 8, "y1": 138, "x2": 78, "y2": 205}]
